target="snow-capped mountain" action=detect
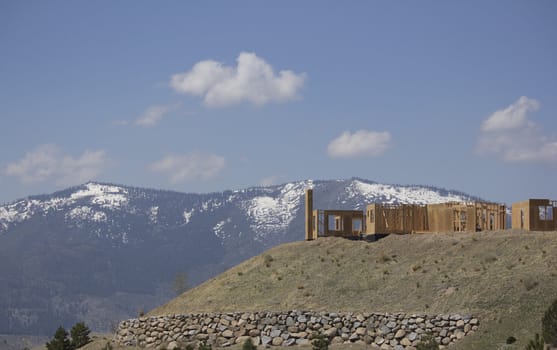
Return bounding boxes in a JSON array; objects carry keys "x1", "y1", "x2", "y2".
[{"x1": 0, "y1": 178, "x2": 479, "y2": 335}]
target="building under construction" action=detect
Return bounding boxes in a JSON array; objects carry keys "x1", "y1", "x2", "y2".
[
  {"x1": 365, "y1": 202, "x2": 506, "y2": 234},
  {"x1": 305, "y1": 189, "x2": 507, "y2": 240}
]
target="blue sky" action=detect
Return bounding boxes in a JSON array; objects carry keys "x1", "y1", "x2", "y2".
[{"x1": 1, "y1": 1, "x2": 556, "y2": 205}]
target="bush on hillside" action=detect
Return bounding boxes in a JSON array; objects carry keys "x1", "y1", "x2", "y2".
[
  {"x1": 198, "y1": 341, "x2": 212, "y2": 350},
  {"x1": 70, "y1": 322, "x2": 91, "y2": 348},
  {"x1": 46, "y1": 327, "x2": 72, "y2": 350},
  {"x1": 525, "y1": 333, "x2": 545, "y2": 350},
  {"x1": 542, "y1": 299, "x2": 557, "y2": 347},
  {"x1": 242, "y1": 338, "x2": 257, "y2": 350},
  {"x1": 311, "y1": 332, "x2": 328, "y2": 350},
  {"x1": 416, "y1": 334, "x2": 439, "y2": 350}
]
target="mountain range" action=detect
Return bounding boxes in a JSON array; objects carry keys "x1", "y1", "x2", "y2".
[{"x1": 0, "y1": 178, "x2": 479, "y2": 335}]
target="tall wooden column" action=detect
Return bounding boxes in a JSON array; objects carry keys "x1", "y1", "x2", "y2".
[{"x1": 305, "y1": 189, "x2": 313, "y2": 240}]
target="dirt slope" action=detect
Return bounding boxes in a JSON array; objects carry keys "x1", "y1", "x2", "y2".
[{"x1": 149, "y1": 230, "x2": 557, "y2": 350}]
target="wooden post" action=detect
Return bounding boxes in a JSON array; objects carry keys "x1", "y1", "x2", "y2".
[{"x1": 305, "y1": 189, "x2": 313, "y2": 240}]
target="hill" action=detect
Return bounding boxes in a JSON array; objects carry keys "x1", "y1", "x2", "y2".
[
  {"x1": 0, "y1": 178, "x2": 477, "y2": 335},
  {"x1": 149, "y1": 231, "x2": 557, "y2": 350}
]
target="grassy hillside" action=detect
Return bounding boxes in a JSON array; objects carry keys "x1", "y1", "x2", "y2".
[{"x1": 149, "y1": 230, "x2": 557, "y2": 350}]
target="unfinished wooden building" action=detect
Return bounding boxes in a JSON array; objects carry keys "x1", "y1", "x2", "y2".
[
  {"x1": 511, "y1": 199, "x2": 557, "y2": 231},
  {"x1": 305, "y1": 189, "x2": 364, "y2": 240},
  {"x1": 310, "y1": 209, "x2": 364, "y2": 239},
  {"x1": 365, "y1": 202, "x2": 506, "y2": 235},
  {"x1": 366, "y1": 204, "x2": 428, "y2": 234}
]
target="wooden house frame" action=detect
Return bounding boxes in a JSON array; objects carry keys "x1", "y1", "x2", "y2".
[
  {"x1": 365, "y1": 202, "x2": 506, "y2": 235},
  {"x1": 311, "y1": 209, "x2": 364, "y2": 239},
  {"x1": 511, "y1": 199, "x2": 557, "y2": 231}
]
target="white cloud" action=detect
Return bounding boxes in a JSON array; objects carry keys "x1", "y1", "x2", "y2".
[
  {"x1": 3, "y1": 144, "x2": 107, "y2": 185},
  {"x1": 149, "y1": 152, "x2": 225, "y2": 183},
  {"x1": 135, "y1": 103, "x2": 179, "y2": 127},
  {"x1": 481, "y1": 96, "x2": 540, "y2": 132},
  {"x1": 327, "y1": 130, "x2": 392, "y2": 158},
  {"x1": 477, "y1": 96, "x2": 557, "y2": 163},
  {"x1": 170, "y1": 52, "x2": 306, "y2": 107}
]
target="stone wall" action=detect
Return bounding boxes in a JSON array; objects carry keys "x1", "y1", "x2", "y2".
[{"x1": 115, "y1": 311, "x2": 479, "y2": 350}]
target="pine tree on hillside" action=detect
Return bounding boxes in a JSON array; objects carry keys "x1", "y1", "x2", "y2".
[
  {"x1": 46, "y1": 327, "x2": 72, "y2": 350},
  {"x1": 70, "y1": 322, "x2": 91, "y2": 349}
]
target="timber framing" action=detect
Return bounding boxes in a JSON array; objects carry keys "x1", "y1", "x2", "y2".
[{"x1": 365, "y1": 202, "x2": 505, "y2": 235}]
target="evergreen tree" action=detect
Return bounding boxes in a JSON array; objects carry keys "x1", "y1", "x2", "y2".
[
  {"x1": 542, "y1": 299, "x2": 557, "y2": 347},
  {"x1": 70, "y1": 322, "x2": 91, "y2": 349},
  {"x1": 46, "y1": 327, "x2": 72, "y2": 350}
]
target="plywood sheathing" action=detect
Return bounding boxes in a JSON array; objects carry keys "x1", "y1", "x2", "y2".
[{"x1": 512, "y1": 199, "x2": 557, "y2": 231}]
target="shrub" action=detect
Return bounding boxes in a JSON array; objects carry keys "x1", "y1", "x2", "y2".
[
  {"x1": 484, "y1": 254, "x2": 498, "y2": 263},
  {"x1": 377, "y1": 252, "x2": 391, "y2": 263},
  {"x1": 506, "y1": 336, "x2": 517, "y2": 344},
  {"x1": 264, "y1": 255, "x2": 273, "y2": 267},
  {"x1": 70, "y1": 322, "x2": 91, "y2": 349},
  {"x1": 311, "y1": 332, "x2": 328, "y2": 350},
  {"x1": 46, "y1": 327, "x2": 72, "y2": 350},
  {"x1": 525, "y1": 333, "x2": 545, "y2": 350},
  {"x1": 242, "y1": 338, "x2": 257, "y2": 350},
  {"x1": 542, "y1": 299, "x2": 557, "y2": 346},
  {"x1": 416, "y1": 334, "x2": 439, "y2": 350},
  {"x1": 523, "y1": 277, "x2": 539, "y2": 291},
  {"x1": 198, "y1": 341, "x2": 212, "y2": 350}
]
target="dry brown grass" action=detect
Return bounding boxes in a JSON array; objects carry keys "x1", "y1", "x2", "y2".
[{"x1": 142, "y1": 230, "x2": 557, "y2": 350}]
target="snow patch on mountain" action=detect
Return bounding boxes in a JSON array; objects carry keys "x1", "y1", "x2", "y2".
[
  {"x1": 213, "y1": 218, "x2": 232, "y2": 240},
  {"x1": 183, "y1": 209, "x2": 194, "y2": 224},
  {"x1": 200, "y1": 199, "x2": 224, "y2": 212},
  {"x1": 149, "y1": 206, "x2": 159, "y2": 224},
  {"x1": 0, "y1": 182, "x2": 130, "y2": 232},
  {"x1": 0, "y1": 197, "x2": 69, "y2": 230},
  {"x1": 347, "y1": 180, "x2": 468, "y2": 206},
  {"x1": 0, "y1": 205, "x2": 28, "y2": 225},
  {"x1": 71, "y1": 183, "x2": 128, "y2": 209},
  {"x1": 66, "y1": 206, "x2": 107, "y2": 222},
  {"x1": 241, "y1": 180, "x2": 312, "y2": 241}
]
